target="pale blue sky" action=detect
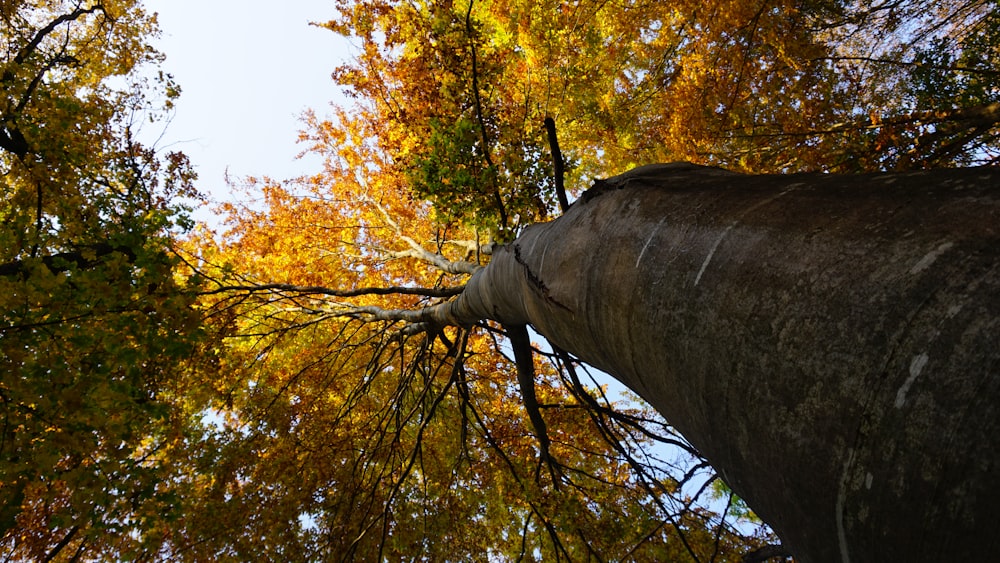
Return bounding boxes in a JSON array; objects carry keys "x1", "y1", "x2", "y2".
[{"x1": 145, "y1": 0, "x2": 351, "y2": 211}]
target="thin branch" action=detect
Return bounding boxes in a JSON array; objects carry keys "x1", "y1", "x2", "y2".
[
  {"x1": 453, "y1": 333, "x2": 570, "y2": 560},
  {"x1": 0, "y1": 243, "x2": 138, "y2": 277},
  {"x1": 41, "y1": 525, "x2": 79, "y2": 563},
  {"x1": 710, "y1": 491, "x2": 735, "y2": 563},
  {"x1": 555, "y1": 347, "x2": 706, "y2": 562},
  {"x1": 812, "y1": 55, "x2": 1000, "y2": 77},
  {"x1": 200, "y1": 282, "x2": 465, "y2": 299},
  {"x1": 365, "y1": 195, "x2": 481, "y2": 275},
  {"x1": 12, "y1": 4, "x2": 104, "y2": 67},
  {"x1": 464, "y1": 0, "x2": 508, "y2": 234},
  {"x1": 721, "y1": 102, "x2": 1000, "y2": 139},
  {"x1": 2, "y1": 5, "x2": 105, "y2": 156},
  {"x1": 741, "y1": 544, "x2": 793, "y2": 563},
  {"x1": 726, "y1": 2, "x2": 768, "y2": 114},
  {"x1": 358, "y1": 334, "x2": 459, "y2": 560}
]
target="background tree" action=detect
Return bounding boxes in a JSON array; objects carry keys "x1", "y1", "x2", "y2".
[{"x1": 0, "y1": 2, "x2": 212, "y2": 560}]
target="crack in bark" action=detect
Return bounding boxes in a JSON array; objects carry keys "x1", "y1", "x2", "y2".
[{"x1": 511, "y1": 243, "x2": 573, "y2": 313}]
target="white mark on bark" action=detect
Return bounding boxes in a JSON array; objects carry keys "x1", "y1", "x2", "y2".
[
  {"x1": 895, "y1": 353, "x2": 929, "y2": 408},
  {"x1": 636, "y1": 218, "x2": 667, "y2": 268},
  {"x1": 865, "y1": 472, "x2": 873, "y2": 490},
  {"x1": 909, "y1": 242, "x2": 954, "y2": 274},
  {"x1": 694, "y1": 186, "x2": 800, "y2": 286},
  {"x1": 836, "y1": 448, "x2": 855, "y2": 563},
  {"x1": 694, "y1": 223, "x2": 736, "y2": 286}
]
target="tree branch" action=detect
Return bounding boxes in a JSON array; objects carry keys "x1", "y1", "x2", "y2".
[
  {"x1": 41, "y1": 525, "x2": 79, "y2": 563},
  {"x1": 12, "y1": 4, "x2": 105, "y2": 67},
  {"x1": 721, "y1": 102, "x2": 1000, "y2": 140},
  {"x1": 506, "y1": 323, "x2": 557, "y2": 482},
  {"x1": 365, "y1": 195, "x2": 481, "y2": 275},
  {"x1": 543, "y1": 117, "x2": 569, "y2": 213},
  {"x1": 811, "y1": 55, "x2": 1000, "y2": 77},
  {"x1": 741, "y1": 544, "x2": 792, "y2": 563},
  {"x1": 0, "y1": 123, "x2": 29, "y2": 156},
  {"x1": 200, "y1": 282, "x2": 465, "y2": 299},
  {"x1": 0, "y1": 243, "x2": 137, "y2": 277},
  {"x1": 1, "y1": 4, "x2": 106, "y2": 157},
  {"x1": 464, "y1": 0, "x2": 508, "y2": 234}
]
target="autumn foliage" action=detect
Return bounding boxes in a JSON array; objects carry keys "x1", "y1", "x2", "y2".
[
  {"x1": 0, "y1": 1, "x2": 212, "y2": 560},
  {"x1": 2, "y1": 0, "x2": 997, "y2": 561}
]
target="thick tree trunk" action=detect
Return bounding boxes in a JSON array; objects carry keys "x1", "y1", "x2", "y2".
[{"x1": 439, "y1": 163, "x2": 1000, "y2": 563}]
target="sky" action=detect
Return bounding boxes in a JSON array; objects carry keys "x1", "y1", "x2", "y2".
[{"x1": 144, "y1": 0, "x2": 352, "y2": 218}]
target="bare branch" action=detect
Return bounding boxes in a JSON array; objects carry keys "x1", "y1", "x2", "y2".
[
  {"x1": 543, "y1": 117, "x2": 569, "y2": 213},
  {"x1": 439, "y1": 239, "x2": 494, "y2": 255},
  {"x1": 812, "y1": 55, "x2": 1000, "y2": 77},
  {"x1": 12, "y1": 4, "x2": 104, "y2": 67},
  {"x1": 719, "y1": 102, "x2": 1000, "y2": 145},
  {"x1": 0, "y1": 243, "x2": 138, "y2": 277},
  {"x1": 199, "y1": 282, "x2": 465, "y2": 299},
  {"x1": 364, "y1": 195, "x2": 482, "y2": 275},
  {"x1": 464, "y1": 0, "x2": 508, "y2": 234},
  {"x1": 506, "y1": 323, "x2": 556, "y2": 476},
  {"x1": 741, "y1": 544, "x2": 792, "y2": 563}
]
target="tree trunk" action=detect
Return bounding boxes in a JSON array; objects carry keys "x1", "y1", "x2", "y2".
[{"x1": 438, "y1": 163, "x2": 1000, "y2": 563}]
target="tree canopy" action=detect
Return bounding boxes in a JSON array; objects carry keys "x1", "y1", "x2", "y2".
[
  {"x1": 0, "y1": 1, "x2": 213, "y2": 559},
  {"x1": 319, "y1": 0, "x2": 999, "y2": 235},
  {"x1": 2, "y1": 0, "x2": 997, "y2": 561}
]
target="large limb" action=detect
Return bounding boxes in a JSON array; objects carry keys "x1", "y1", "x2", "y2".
[
  {"x1": 543, "y1": 117, "x2": 569, "y2": 213},
  {"x1": 504, "y1": 323, "x2": 553, "y2": 473}
]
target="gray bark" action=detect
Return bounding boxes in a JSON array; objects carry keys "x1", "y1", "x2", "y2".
[{"x1": 436, "y1": 163, "x2": 1000, "y2": 563}]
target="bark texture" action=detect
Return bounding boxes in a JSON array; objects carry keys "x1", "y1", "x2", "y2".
[{"x1": 442, "y1": 163, "x2": 1000, "y2": 563}]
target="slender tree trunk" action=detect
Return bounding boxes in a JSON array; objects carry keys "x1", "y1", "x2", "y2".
[{"x1": 438, "y1": 163, "x2": 1000, "y2": 563}]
